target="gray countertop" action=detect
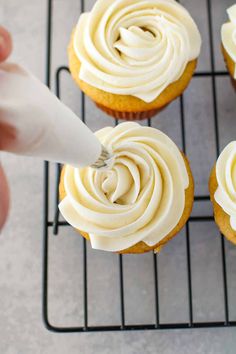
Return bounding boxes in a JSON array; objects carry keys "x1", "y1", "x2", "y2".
[{"x1": 1, "y1": 0, "x2": 236, "y2": 353}]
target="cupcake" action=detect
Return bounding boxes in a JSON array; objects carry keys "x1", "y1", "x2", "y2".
[
  {"x1": 59, "y1": 122, "x2": 194, "y2": 254},
  {"x1": 209, "y1": 142, "x2": 236, "y2": 245},
  {"x1": 221, "y1": 4, "x2": 236, "y2": 90},
  {"x1": 68, "y1": 0, "x2": 202, "y2": 120}
]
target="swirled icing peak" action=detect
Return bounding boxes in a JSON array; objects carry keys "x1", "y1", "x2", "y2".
[
  {"x1": 215, "y1": 142, "x2": 236, "y2": 231},
  {"x1": 73, "y1": 0, "x2": 201, "y2": 103},
  {"x1": 221, "y1": 4, "x2": 236, "y2": 78},
  {"x1": 59, "y1": 122, "x2": 190, "y2": 252}
]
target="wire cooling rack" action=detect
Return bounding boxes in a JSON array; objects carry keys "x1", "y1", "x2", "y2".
[{"x1": 42, "y1": 0, "x2": 236, "y2": 332}]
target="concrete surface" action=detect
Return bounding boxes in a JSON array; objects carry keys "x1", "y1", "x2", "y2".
[{"x1": 1, "y1": 0, "x2": 236, "y2": 353}]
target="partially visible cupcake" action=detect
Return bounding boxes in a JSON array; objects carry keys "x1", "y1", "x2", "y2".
[
  {"x1": 68, "y1": 0, "x2": 201, "y2": 120},
  {"x1": 59, "y1": 122, "x2": 194, "y2": 254},
  {"x1": 221, "y1": 4, "x2": 236, "y2": 90},
  {"x1": 209, "y1": 142, "x2": 236, "y2": 245}
]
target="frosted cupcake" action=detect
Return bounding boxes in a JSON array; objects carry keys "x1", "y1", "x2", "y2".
[
  {"x1": 209, "y1": 142, "x2": 236, "y2": 245},
  {"x1": 59, "y1": 122, "x2": 194, "y2": 254},
  {"x1": 221, "y1": 5, "x2": 236, "y2": 90},
  {"x1": 68, "y1": 0, "x2": 202, "y2": 120}
]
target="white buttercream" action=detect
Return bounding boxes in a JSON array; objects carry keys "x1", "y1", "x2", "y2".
[
  {"x1": 59, "y1": 122, "x2": 190, "y2": 252},
  {"x1": 221, "y1": 4, "x2": 236, "y2": 78},
  {"x1": 73, "y1": 0, "x2": 201, "y2": 103},
  {"x1": 215, "y1": 142, "x2": 236, "y2": 231}
]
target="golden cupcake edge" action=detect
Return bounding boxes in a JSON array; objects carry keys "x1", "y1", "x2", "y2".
[
  {"x1": 209, "y1": 165, "x2": 236, "y2": 245},
  {"x1": 68, "y1": 30, "x2": 198, "y2": 119},
  {"x1": 221, "y1": 43, "x2": 236, "y2": 91},
  {"x1": 59, "y1": 154, "x2": 194, "y2": 254}
]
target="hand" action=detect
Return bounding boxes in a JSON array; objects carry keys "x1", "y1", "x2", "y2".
[
  {"x1": 0, "y1": 26, "x2": 12, "y2": 231},
  {"x1": 0, "y1": 26, "x2": 101, "y2": 230}
]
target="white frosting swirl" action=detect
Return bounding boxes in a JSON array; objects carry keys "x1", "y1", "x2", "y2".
[
  {"x1": 73, "y1": 0, "x2": 201, "y2": 103},
  {"x1": 221, "y1": 4, "x2": 236, "y2": 78},
  {"x1": 215, "y1": 142, "x2": 236, "y2": 231},
  {"x1": 59, "y1": 122, "x2": 189, "y2": 252}
]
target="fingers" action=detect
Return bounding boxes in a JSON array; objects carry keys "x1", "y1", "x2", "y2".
[
  {"x1": 0, "y1": 26, "x2": 12, "y2": 230},
  {"x1": 0, "y1": 164, "x2": 10, "y2": 231},
  {"x1": 0, "y1": 121, "x2": 17, "y2": 151},
  {"x1": 0, "y1": 26, "x2": 12, "y2": 62}
]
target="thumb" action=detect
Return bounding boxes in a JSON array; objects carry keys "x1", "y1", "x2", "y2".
[{"x1": 0, "y1": 26, "x2": 12, "y2": 62}]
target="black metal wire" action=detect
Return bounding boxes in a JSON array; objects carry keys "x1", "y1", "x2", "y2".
[
  {"x1": 52, "y1": 67, "x2": 67, "y2": 235},
  {"x1": 83, "y1": 238, "x2": 88, "y2": 330},
  {"x1": 179, "y1": 85, "x2": 194, "y2": 327},
  {"x1": 43, "y1": 0, "x2": 236, "y2": 332},
  {"x1": 186, "y1": 224, "x2": 193, "y2": 327},
  {"x1": 206, "y1": 0, "x2": 229, "y2": 325},
  {"x1": 42, "y1": 0, "x2": 52, "y2": 331},
  {"x1": 153, "y1": 253, "x2": 160, "y2": 328},
  {"x1": 119, "y1": 254, "x2": 125, "y2": 329}
]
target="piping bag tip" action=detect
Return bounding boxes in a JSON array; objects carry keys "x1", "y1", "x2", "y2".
[{"x1": 90, "y1": 145, "x2": 114, "y2": 171}]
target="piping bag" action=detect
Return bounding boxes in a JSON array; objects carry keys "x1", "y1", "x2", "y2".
[{"x1": 0, "y1": 63, "x2": 113, "y2": 169}]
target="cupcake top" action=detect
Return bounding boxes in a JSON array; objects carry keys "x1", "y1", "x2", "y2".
[
  {"x1": 73, "y1": 0, "x2": 201, "y2": 103},
  {"x1": 59, "y1": 122, "x2": 190, "y2": 252},
  {"x1": 215, "y1": 142, "x2": 236, "y2": 231},
  {"x1": 221, "y1": 4, "x2": 236, "y2": 78}
]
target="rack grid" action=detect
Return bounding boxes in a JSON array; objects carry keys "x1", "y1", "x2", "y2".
[{"x1": 42, "y1": 0, "x2": 236, "y2": 332}]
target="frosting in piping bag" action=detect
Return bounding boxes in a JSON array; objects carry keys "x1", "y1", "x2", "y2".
[
  {"x1": 215, "y1": 142, "x2": 236, "y2": 231},
  {"x1": 59, "y1": 122, "x2": 189, "y2": 252},
  {"x1": 73, "y1": 0, "x2": 201, "y2": 103},
  {"x1": 221, "y1": 4, "x2": 236, "y2": 78}
]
